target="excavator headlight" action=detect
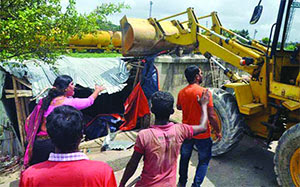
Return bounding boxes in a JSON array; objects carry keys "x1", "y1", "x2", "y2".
[
  {"x1": 240, "y1": 59, "x2": 246, "y2": 66},
  {"x1": 240, "y1": 57, "x2": 254, "y2": 66}
]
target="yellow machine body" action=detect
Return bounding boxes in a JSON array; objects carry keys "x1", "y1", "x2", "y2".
[
  {"x1": 120, "y1": 16, "x2": 187, "y2": 56},
  {"x1": 111, "y1": 31, "x2": 122, "y2": 48},
  {"x1": 120, "y1": 7, "x2": 300, "y2": 138},
  {"x1": 121, "y1": 3, "x2": 300, "y2": 185}
]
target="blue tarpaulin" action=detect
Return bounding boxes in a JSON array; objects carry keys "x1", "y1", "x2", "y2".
[
  {"x1": 141, "y1": 55, "x2": 159, "y2": 99},
  {"x1": 85, "y1": 114, "x2": 124, "y2": 140}
]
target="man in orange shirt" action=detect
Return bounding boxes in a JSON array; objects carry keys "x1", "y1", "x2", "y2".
[{"x1": 177, "y1": 65, "x2": 221, "y2": 187}]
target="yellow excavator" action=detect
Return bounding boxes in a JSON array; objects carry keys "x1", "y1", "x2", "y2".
[{"x1": 120, "y1": 0, "x2": 300, "y2": 186}]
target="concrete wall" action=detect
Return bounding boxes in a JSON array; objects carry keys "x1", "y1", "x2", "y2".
[
  {"x1": 153, "y1": 54, "x2": 244, "y2": 101},
  {"x1": 154, "y1": 54, "x2": 212, "y2": 102}
]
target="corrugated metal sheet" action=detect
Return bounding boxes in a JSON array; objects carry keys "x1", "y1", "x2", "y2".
[
  {"x1": 0, "y1": 71, "x2": 6, "y2": 98},
  {"x1": 0, "y1": 56, "x2": 129, "y2": 98},
  {"x1": 107, "y1": 140, "x2": 135, "y2": 150}
]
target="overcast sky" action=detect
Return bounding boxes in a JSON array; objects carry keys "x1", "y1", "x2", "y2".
[{"x1": 61, "y1": 0, "x2": 299, "y2": 42}]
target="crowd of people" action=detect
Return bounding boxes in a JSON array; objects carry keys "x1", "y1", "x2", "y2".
[{"x1": 21, "y1": 65, "x2": 221, "y2": 187}]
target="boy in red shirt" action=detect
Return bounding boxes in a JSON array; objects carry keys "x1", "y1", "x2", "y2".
[
  {"x1": 120, "y1": 90, "x2": 210, "y2": 187},
  {"x1": 21, "y1": 105, "x2": 117, "y2": 187},
  {"x1": 177, "y1": 65, "x2": 221, "y2": 186}
]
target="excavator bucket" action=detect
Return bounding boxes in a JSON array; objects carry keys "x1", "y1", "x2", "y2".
[{"x1": 120, "y1": 16, "x2": 180, "y2": 57}]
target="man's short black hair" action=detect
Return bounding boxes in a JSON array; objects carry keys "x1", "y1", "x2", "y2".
[
  {"x1": 151, "y1": 91, "x2": 174, "y2": 120},
  {"x1": 185, "y1": 65, "x2": 200, "y2": 84},
  {"x1": 46, "y1": 105, "x2": 83, "y2": 152}
]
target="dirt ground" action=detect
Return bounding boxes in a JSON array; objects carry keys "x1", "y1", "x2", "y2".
[
  {"x1": 202, "y1": 135, "x2": 278, "y2": 187},
  {"x1": 0, "y1": 136, "x2": 279, "y2": 187},
  {"x1": 0, "y1": 109, "x2": 279, "y2": 187}
]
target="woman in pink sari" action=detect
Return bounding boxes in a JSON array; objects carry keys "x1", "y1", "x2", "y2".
[{"x1": 24, "y1": 75, "x2": 105, "y2": 168}]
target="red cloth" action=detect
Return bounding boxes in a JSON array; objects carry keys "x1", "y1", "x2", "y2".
[
  {"x1": 119, "y1": 83, "x2": 150, "y2": 131},
  {"x1": 177, "y1": 83, "x2": 213, "y2": 139},
  {"x1": 20, "y1": 160, "x2": 117, "y2": 187},
  {"x1": 134, "y1": 122, "x2": 193, "y2": 186}
]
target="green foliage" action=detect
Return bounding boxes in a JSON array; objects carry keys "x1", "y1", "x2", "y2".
[
  {"x1": 223, "y1": 29, "x2": 250, "y2": 44},
  {"x1": 0, "y1": 0, "x2": 129, "y2": 65},
  {"x1": 261, "y1": 37, "x2": 270, "y2": 45},
  {"x1": 284, "y1": 44, "x2": 296, "y2": 51},
  {"x1": 99, "y1": 21, "x2": 120, "y2": 31},
  {"x1": 233, "y1": 29, "x2": 250, "y2": 40}
]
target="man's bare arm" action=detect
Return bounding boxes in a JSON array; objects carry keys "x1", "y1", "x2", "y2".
[
  {"x1": 119, "y1": 151, "x2": 143, "y2": 187},
  {"x1": 192, "y1": 105, "x2": 208, "y2": 136},
  {"x1": 192, "y1": 90, "x2": 210, "y2": 136}
]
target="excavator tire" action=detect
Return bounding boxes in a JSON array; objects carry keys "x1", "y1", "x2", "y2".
[
  {"x1": 274, "y1": 123, "x2": 300, "y2": 187},
  {"x1": 209, "y1": 88, "x2": 245, "y2": 156}
]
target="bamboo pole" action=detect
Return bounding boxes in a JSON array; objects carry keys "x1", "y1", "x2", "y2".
[
  {"x1": 9, "y1": 130, "x2": 14, "y2": 155},
  {"x1": 132, "y1": 61, "x2": 141, "y2": 89},
  {"x1": 19, "y1": 84, "x2": 28, "y2": 121},
  {"x1": 12, "y1": 76, "x2": 25, "y2": 149},
  {"x1": 20, "y1": 98, "x2": 27, "y2": 131},
  {"x1": 24, "y1": 96, "x2": 30, "y2": 117},
  {"x1": 14, "y1": 77, "x2": 32, "y2": 89}
]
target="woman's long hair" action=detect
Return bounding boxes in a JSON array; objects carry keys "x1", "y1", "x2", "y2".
[{"x1": 41, "y1": 75, "x2": 73, "y2": 110}]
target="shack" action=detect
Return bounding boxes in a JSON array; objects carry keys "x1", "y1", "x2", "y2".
[
  {"x1": 0, "y1": 54, "x2": 228, "y2": 153},
  {"x1": 0, "y1": 56, "x2": 136, "y2": 150}
]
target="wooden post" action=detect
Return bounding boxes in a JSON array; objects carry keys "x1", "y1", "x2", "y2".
[
  {"x1": 18, "y1": 82, "x2": 31, "y2": 124},
  {"x1": 24, "y1": 94, "x2": 30, "y2": 117},
  {"x1": 133, "y1": 61, "x2": 142, "y2": 89},
  {"x1": 12, "y1": 76, "x2": 25, "y2": 149},
  {"x1": 19, "y1": 84, "x2": 28, "y2": 121},
  {"x1": 9, "y1": 130, "x2": 14, "y2": 155}
]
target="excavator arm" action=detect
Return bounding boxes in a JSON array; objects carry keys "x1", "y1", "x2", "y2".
[{"x1": 120, "y1": 8, "x2": 268, "y2": 80}]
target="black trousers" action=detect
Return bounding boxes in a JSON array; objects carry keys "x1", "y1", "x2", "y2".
[{"x1": 29, "y1": 138, "x2": 55, "y2": 166}]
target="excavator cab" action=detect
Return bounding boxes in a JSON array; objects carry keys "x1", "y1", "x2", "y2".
[
  {"x1": 272, "y1": 0, "x2": 300, "y2": 82},
  {"x1": 268, "y1": 0, "x2": 300, "y2": 106}
]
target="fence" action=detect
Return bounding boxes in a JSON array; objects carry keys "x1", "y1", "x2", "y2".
[{"x1": 0, "y1": 102, "x2": 23, "y2": 175}]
